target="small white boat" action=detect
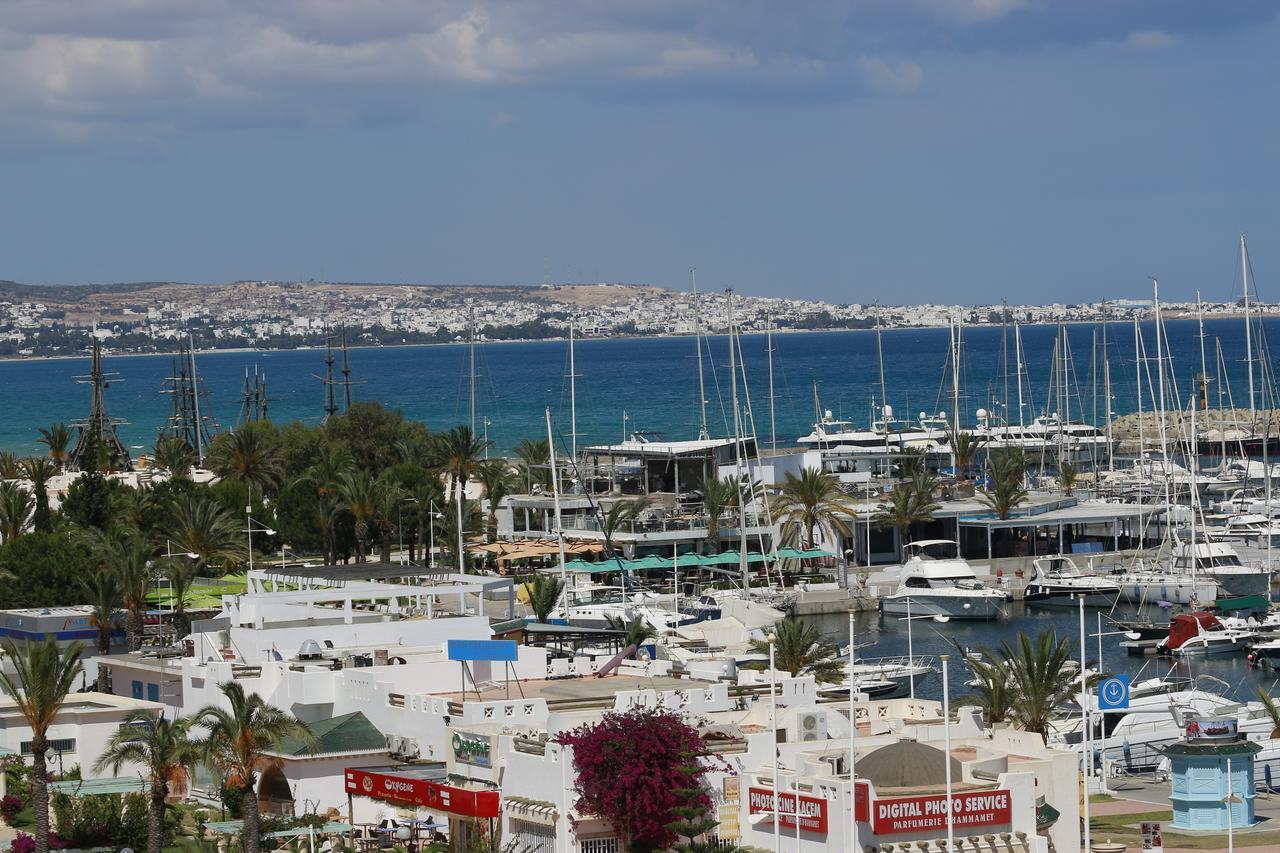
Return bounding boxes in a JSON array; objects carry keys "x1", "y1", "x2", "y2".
[
  {"x1": 1157, "y1": 612, "x2": 1259, "y2": 657},
  {"x1": 1023, "y1": 556, "x2": 1120, "y2": 608},
  {"x1": 878, "y1": 540, "x2": 1007, "y2": 620}
]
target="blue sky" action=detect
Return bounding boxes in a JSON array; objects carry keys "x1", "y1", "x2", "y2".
[{"x1": 2, "y1": 1, "x2": 1278, "y2": 303}]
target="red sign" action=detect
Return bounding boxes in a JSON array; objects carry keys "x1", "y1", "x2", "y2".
[
  {"x1": 872, "y1": 789, "x2": 1011, "y2": 835},
  {"x1": 747, "y1": 787, "x2": 829, "y2": 835},
  {"x1": 345, "y1": 768, "x2": 501, "y2": 819},
  {"x1": 854, "y1": 780, "x2": 871, "y2": 823}
]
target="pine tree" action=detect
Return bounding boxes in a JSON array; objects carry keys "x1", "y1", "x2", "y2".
[{"x1": 666, "y1": 751, "x2": 737, "y2": 852}]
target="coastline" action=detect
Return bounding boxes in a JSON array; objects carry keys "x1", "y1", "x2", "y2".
[{"x1": 0, "y1": 315, "x2": 1254, "y2": 365}]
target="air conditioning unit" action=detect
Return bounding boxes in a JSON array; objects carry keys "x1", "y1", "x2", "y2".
[
  {"x1": 789, "y1": 710, "x2": 827, "y2": 743},
  {"x1": 400, "y1": 738, "x2": 420, "y2": 759},
  {"x1": 385, "y1": 734, "x2": 403, "y2": 755}
]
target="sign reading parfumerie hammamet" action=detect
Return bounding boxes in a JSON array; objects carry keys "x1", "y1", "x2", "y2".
[{"x1": 872, "y1": 790, "x2": 1012, "y2": 835}]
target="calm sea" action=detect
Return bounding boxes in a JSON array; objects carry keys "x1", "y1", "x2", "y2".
[{"x1": 0, "y1": 317, "x2": 1274, "y2": 457}]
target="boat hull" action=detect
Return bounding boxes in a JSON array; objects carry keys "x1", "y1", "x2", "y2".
[
  {"x1": 1115, "y1": 577, "x2": 1217, "y2": 606},
  {"x1": 1024, "y1": 584, "x2": 1120, "y2": 608},
  {"x1": 879, "y1": 595, "x2": 1003, "y2": 620}
]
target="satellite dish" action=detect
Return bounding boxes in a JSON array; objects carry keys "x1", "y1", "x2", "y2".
[
  {"x1": 976, "y1": 408, "x2": 989, "y2": 421},
  {"x1": 882, "y1": 404, "x2": 893, "y2": 419},
  {"x1": 824, "y1": 409, "x2": 833, "y2": 419}
]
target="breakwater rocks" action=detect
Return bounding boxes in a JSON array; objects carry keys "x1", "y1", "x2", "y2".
[{"x1": 1109, "y1": 408, "x2": 1280, "y2": 451}]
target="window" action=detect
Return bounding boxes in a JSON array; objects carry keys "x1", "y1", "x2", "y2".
[
  {"x1": 511, "y1": 820, "x2": 555, "y2": 853},
  {"x1": 21, "y1": 738, "x2": 74, "y2": 755},
  {"x1": 131, "y1": 680, "x2": 144, "y2": 699},
  {"x1": 579, "y1": 839, "x2": 619, "y2": 853},
  {"x1": 146, "y1": 683, "x2": 160, "y2": 702}
]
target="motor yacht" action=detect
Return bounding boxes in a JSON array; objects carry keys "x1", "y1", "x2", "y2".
[
  {"x1": 1172, "y1": 540, "x2": 1271, "y2": 598},
  {"x1": 878, "y1": 540, "x2": 1007, "y2": 619},
  {"x1": 1023, "y1": 555, "x2": 1121, "y2": 608}
]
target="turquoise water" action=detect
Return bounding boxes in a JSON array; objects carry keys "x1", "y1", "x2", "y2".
[{"x1": 0, "y1": 318, "x2": 1273, "y2": 456}]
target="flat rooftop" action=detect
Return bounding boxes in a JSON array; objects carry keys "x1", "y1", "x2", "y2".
[{"x1": 436, "y1": 673, "x2": 717, "y2": 704}]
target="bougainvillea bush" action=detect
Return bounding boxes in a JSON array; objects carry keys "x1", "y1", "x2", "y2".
[{"x1": 552, "y1": 707, "x2": 726, "y2": 852}]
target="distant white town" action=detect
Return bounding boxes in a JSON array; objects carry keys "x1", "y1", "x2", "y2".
[{"x1": 0, "y1": 278, "x2": 1264, "y2": 356}]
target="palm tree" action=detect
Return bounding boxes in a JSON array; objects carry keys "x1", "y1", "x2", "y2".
[
  {"x1": 1256, "y1": 688, "x2": 1280, "y2": 739},
  {"x1": 94, "y1": 711, "x2": 201, "y2": 853},
  {"x1": 165, "y1": 494, "x2": 246, "y2": 575},
  {"x1": 772, "y1": 468, "x2": 859, "y2": 549},
  {"x1": 978, "y1": 450, "x2": 1030, "y2": 520},
  {"x1": 300, "y1": 447, "x2": 354, "y2": 498},
  {"x1": 701, "y1": 476, "x2": 739, "y2": 553},
  {"x1": 165, "y1": 558, "x2": 201, "y2": 640},
  {"x1": 873, "y1": 485, "x2": 939, "y2": 547},
  {"x1": 896, "y1": 448, "x2": 926, "y2": 479},
  {"x1": 408, "y1": 480, "x2": 446, "y2": 565},
  {"x1": 513, "y1": 437, "x2": 551, "y2": 490},
  {"x1": 108, "y1": 534, "x2": 154, "y2": 652},
  {"x1": 371, "y1": 476, "x2": 407, "y2": 563},
  {"x1": 477, "y1": 460, "x2": 517, "y2": 543},
  {"x1": 604, "y1": 614, "x2": 656, "y2": 656},
  {"x1": 949, "y1": 430, "x2": 983, "y2": 482},
  {"x1": 600, "y1": 497, "x2": 651, "y2": 555},
  {"x1": 436, "y1": 498, "x2": 483, "y2": 572},
  {"x1": 997, "y1": 629, "x2": 1091, "y2": 740},
  {"x1": 194, "y1": 682, "x2": 317, "y2": 853},
  {"x1": 81, "y1": 570, "x2": 121, "y2": 655},
  {"x1": 337, "y1": 470, "x2": 378, "y2": 561},
  {"x1": 21, "y1": 457, "x2": 57, "y2": 533},
  {"x1": 1059, "y1": 462, "x2": 1079, "y2": 496},
  {"x1": 0, "y1": 452, "x2": 19, "y2": 481},
  {"x1": 153, "y1": 436, "x2": 195, "y2": 480},
  {"x1": 37, "y1": 422, "x2": 73, "y2": 470},
  {"x1": 0, "y1": 481, "x2": 33, "y2": 542},
  {"x1": 435, "y1": 426, "x2": 490, "y2": 572},
  {"x1": 748, "y1": 619, "x2": 844, "y2": 683},
  {"x1": 960, "y1": 652, "x2": 1014, "y2": 725},
  {"x1": 0, "y1": 637, "x2": 84, "y2": 853},
  {"x1": 207, "y1": 425, "x2": 283, "y2": 502},
  {"x1": 526, "y1": 574, "x2": 564, "y2": 623},
  {"x1": 312, "y1": 492, "x2": 343, "y2": 566}
]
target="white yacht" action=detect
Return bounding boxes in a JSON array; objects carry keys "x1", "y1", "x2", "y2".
[
  {"x1": 1208, "y1": 513, "x2": 1280, "y2": 548},
  {"x1": 1172, "y1": 540, "x2": 1271, "y2": 598},
  {"x1": 1023, "y1": 555, "x2": 1121, "y2": 608},
  {"x1": 797, "y1": 408, "x2": 948, "y2": 454},
  {"x1": 878, "y1": 540, "x2": 1007, "y2": 620},
  {"x1": 1109, "y1": 558, "x2": 1218, "y2": 606},
  {"x1": 974, "y1": 412, "x2": 1110, "y2": 463}
]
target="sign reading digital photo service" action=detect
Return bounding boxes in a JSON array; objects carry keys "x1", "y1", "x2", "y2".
[
  {"x1": 452, "y1": 731, "x2": 493, "y2": 768},
  {"x1": 747, "y1": 787, "x2": 828, "y2": 834},
  {"x1": 872, "y1": 790, "x2": 1012, "y2": 835}
]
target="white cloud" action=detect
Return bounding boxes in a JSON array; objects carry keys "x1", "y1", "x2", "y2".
[
  {"x1": 1120, "y1": 29, "x2": 1181, "y2": 50},
  {"x1": 913, "y1": 0, "x2": 1030, "y2": 25},
  {"x1": 857, "y1": 56, "x2": 925, "y2": 94}
]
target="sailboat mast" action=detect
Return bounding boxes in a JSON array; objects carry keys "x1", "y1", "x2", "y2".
[
  {"x1": 569, "y1": 324, "x2": 578, "y2": 461},
  {"x1": 1243, "y1": 234, "x2": 1256, "y2": 416},
  {"x1": 876, "y1": 307, "x2": 888, "y2": 416},
  {"x1": 468, "y1": 304, "x2": 477, "y2": 433},
  {"x1": 726, "y1": 288, "x2": 749, "y2": 595},
  {"x1": 189, "y1": 333, "x2": 203, "y2": 463},
  {"x1": 546, "y1": 407, "x2": 569, "y2": 617},
  {"x1": 1015, "y1": 322, "x2": 1025, "y2": 430},
  {"x1": 1102, "y1": 304, "x2": 1113, "y2": 471},
  {"x1": 1134, "y1": 317, "x2": 1145, "y2": 467},
  {"x1": 692, "y1": 269, "x2": 708, "y2": 439},
  {"x1": 950, "y1": 318, "x2": 961, "y2": 471},
  {"x1": 340, "y1": 326, "x2": 352, "y2": 411},
  {"x1": 767, "y1": 320, "x2": 776, "y2": 454}
]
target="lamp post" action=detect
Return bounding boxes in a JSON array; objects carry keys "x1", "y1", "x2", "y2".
[
  {"x1": 160, "y1": 540, "x2": 199, "y2": 645},
  {"x1": 768, "y1": 631, "x2": 780, "y2": 853},
  {"x1": 849, "y1": 607, "x2": 859, "y2": 853},
  {"x1": 1079, "y1": 595, "x2": 1091, "y2": 853},
  {"x1": 427, "y1": 501, "x2": 443, "y2": 570},
  {"x1": 1089, "y1": 615, "x2": 1141, "y2": 794},
  {"x1": 941, "y1": 653, "x2": 954, "y2": 852},
  {"x1": 245, "y1": 509, "x2": 276, "y2": 574},
  {"x1": 1226, "y1": 756, "x2": 1239, "y2": 853},
  {"x1": 898, "y1": 598, "x2": 951, "y2": 699}
]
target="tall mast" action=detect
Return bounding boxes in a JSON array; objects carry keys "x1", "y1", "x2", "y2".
[
  {"x1": 950, "y1": 317, "x2": 961, "y2": 470},
  {"x1": 546, "y1": 407, "x2": 569, "y2": 618},
  {"x1": 468, "y1": 303, "x2": 477, "y2": 433},
  {"x1": 340, "y1": 325, "x2": 352, "y2": 411},
  {"x1": 1000, "y1": 301, "x2": 1009, "y2": 427},
  {"x1": 692, "y1": 269, "x2": 708, "y2": 439},
  {"x1": 766, "y1": 319, "x2": 776, "y2": 454},
  {"x1": 322, "y1": 329, "x2": 338, "y2": 421},
  {"x1": 1102, "y1": 303, "x2": 1113, "y2": 471},
  {"x1": 876, "y1": 306, "x2": 888, "y2": 419},
  {"x1": 1243, "y1": 234, "x2": 1256, "y2": 417},
  {"x1": 569, "y1": 323, "x2": 578, "y2": 461},
  {"x1": 727, "y1": 288, "x2": 748, "y2": 595},
  {"x1": 1014, "y1": 322, "x2": 1025, "y2": 430},
  {"x1": 189, "y1": 333, "x2": 203, "y2": 463},
  {"x1": 1134, "y1": 316, "x2": 1145, "y2": 465}
]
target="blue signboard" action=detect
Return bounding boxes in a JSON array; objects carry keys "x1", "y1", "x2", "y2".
[
  {"x1": 447, "y1": 639, "x2": 518, "y2": 662},
  {"x1": 1098, "y1": 675, "x2": 1130, "y2": 711}
]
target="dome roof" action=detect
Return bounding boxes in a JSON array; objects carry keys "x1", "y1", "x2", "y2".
[{"x1": 858, "y1": 740, "x2": 962, "y2": 789}]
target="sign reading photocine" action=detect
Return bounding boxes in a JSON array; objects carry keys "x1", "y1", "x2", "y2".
[
  {"x1": 452, "y1": 732, "x2": 492, "y2": 768},
  {"x1": 747, "y1": 788, "x2": 829, "y2": 834},
  {"x1": 872, "y1": 790, "x2": 1012, "y2": 835}
]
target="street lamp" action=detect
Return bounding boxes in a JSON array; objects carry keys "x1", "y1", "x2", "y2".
[
  {"x1": 427, "y1": 500, "x2": 444, "y2": 570},
  {"x1": 848, "y1": 608, "x2": 859, "y2": 853},
  {"x1": 898, "y1": 597, "x2": 951, "y2": 698},
  {"x1": 159, "y1": 541, "x2": 199, "y2": 645},
  {"x1": 768, "y1": 631, "x2": 780, "y2": 853},
  {"x1": 1090, "y1": 614, "x2": 1141, "y2": 794},
  {"x1": 244, "y1": 508, "x2": 276, "y2": 573},
  {"x1": 941, "y1": 653, "x2": 954, "y2": 852}
]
